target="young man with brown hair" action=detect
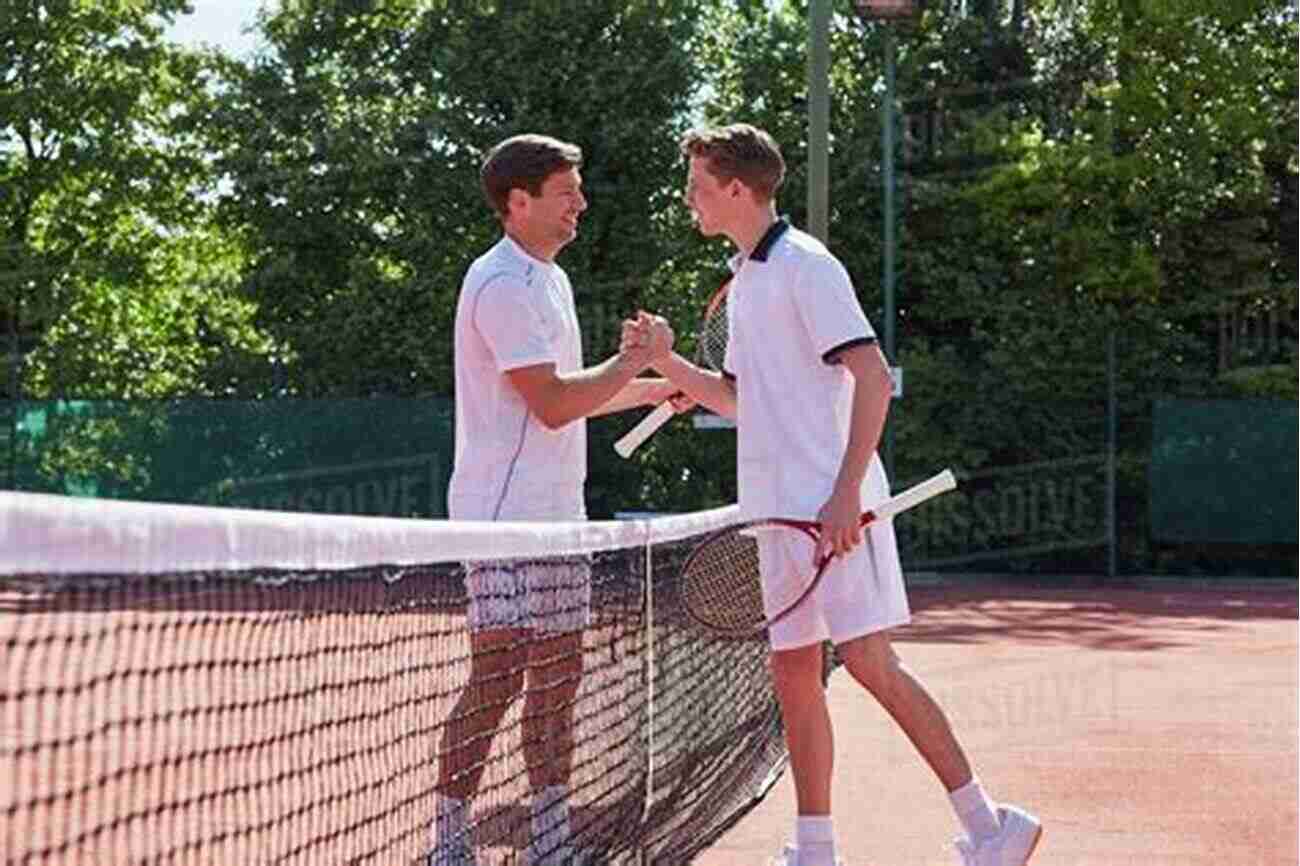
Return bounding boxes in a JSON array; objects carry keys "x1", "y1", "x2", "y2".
[{"x1": 433, "y1": 133, "x2": 674, "y2": 866}]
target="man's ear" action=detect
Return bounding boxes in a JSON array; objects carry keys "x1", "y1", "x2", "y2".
[{"x1": 507, "y1": 187, "x2": 531, "y2": 218}]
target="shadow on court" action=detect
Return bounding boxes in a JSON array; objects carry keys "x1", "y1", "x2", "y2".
[{"x1": 895, "y1": 584, "x2": 1298, "y2": 653}]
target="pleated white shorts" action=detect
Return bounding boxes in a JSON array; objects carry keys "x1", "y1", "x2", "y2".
[{"x1": 757, "y1": 519, "x2": 911, "y2": 652}]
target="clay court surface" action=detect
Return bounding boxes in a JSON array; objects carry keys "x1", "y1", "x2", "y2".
[
  {"x1": 696, "y1": 582, "x2": 1298, "y2": 866},
  {"x1": 3, "y1": 577, "x2": 1295, "y2": 864}
]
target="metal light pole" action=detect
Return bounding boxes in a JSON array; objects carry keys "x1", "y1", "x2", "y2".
[
  {"x1": 881, "y1": 25, "x2": 897, "y2": 384},
  {"x1": 854, "y1": 0, "x2": 920, "y2": 483},
  {"x1": 808, "y1": 0, "x2": 832, "y2": 243}
]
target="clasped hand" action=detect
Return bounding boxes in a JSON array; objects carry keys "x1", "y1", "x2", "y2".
[
  {"x1": 816, "y1": 485, "x2": 864, "y2": 561},
  {"x1": 619, "y1": 311, "x2": 674, "y2": 367},
  {"x1": 620, "y1": 313, "x2": 695, "y2": 412}
]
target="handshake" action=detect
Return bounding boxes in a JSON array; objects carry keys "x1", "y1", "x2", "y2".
[
  {"x1": 616, "y1": 311, "x2": 697, "y2": 432},
  {"x1": 618, "y1": 310, "x2": 675, "y2": 369}
]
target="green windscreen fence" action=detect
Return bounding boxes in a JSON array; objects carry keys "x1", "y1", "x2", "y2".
[
  {"x1": 1149, "y1": 398, "x2": 1298, "y2": 544},
  {"x1": 6, "y1": 395, "x2": 1297, "y2": 562},
  {"x1": 4, "y1": 398, "x2": 454, "y2": 518}
]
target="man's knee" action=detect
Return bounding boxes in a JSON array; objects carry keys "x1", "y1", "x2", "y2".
[{"x1": 839, "y1": 632, "x2": 902, "y2": 694}]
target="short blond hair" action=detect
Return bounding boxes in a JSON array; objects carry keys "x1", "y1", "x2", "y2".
[{"x1": 680, "y1": 124, "x2": 785, "y2": 202}]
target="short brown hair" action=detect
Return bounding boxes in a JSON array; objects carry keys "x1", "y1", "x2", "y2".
[
  {"x1": 680, "y1": 124, "x2": 786, "y2": 202},
  {"x1": 480, "y1": 134, "x2": 583, "y2": 220}
]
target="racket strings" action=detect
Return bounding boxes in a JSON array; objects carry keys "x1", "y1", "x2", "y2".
[
  {"x1": 696, "y1": 295, "x2": 729, "y2": 370},
  {"x1": 680, "y1": 529, "x2": 765, "y2": 632},
  {"x1": 677, "y1": 471, "x2": 958, "y2": 636}
]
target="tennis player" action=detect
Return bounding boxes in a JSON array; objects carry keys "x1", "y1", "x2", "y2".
[
  {"x1": 432, "y1": 133, "x2": 675, "y2": 866},
  {"x1": 629, "y1": 124, "x2": 1041, "y2": 866}
]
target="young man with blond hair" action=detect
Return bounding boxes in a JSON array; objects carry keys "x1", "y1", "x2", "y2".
[{"x1": 632, "y1": 123, "x2": 1041, "y2": 866}]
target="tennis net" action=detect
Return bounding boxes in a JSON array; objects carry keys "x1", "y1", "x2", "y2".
[{"x1": 0, "y1": 493, "x2": 787, "y2": 865}]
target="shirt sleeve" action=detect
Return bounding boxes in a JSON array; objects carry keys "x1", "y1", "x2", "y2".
[
  {"x1": 794, "y1": 254, "x2": 877, "y2": 364},
  {"x1": 472, "y1": 274, "x2": 560, "y2": 373}
]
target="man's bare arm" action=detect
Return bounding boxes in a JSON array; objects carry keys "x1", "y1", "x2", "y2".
[
  {"x1": 590, "y1": 377, "x2": 678, "y2": 417},
  {"x1": 649, "y1": 351, "x2": 737, "y2": 421},
  {"x1": 507, "y1": 357, "x2": 647, "y2": 429},
  {"x1": 506, "y1": 318, "x2": 673, "y2": 428},
  {"x1": 817, "y1": 341, "x2": 893, "y2": 557}
]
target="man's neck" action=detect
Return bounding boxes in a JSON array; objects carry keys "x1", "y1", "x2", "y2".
[
  {"x1": 728, "y1": 207, "x2": 781, "y2": 259},
  {"x1": 505, "y1": 227, "x2": 558, "y2": 264}
]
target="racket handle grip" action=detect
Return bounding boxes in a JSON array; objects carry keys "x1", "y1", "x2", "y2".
[
  {"x1": 614, "y1": 402, "x2": 676, "y2": 458},
  {"x1": 869, "y1": 469, "x2": 958, "y2": 521}
]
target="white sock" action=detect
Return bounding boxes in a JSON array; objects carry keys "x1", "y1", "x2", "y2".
[
  {"x1": 949, "y1": 778, "x2": 1000, "y2": 842},
  {"x1": 530, "y1": 785, "x2": 570, "y2": 853},
  {"x1": 432, "y1": 794, "x2": 468, "y2": 853},
  {"x1": 795, "y1": 815, "x2": 836, "y2": 866}
]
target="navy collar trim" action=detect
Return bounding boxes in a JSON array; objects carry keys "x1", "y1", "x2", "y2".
[{"x1": 749, "y1": 217, "x2": 791, "y2": 262}]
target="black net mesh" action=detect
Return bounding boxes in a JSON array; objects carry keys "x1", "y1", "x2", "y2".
[{"x1": 0, "y1": 495, "x2": 784, "y2": 865}]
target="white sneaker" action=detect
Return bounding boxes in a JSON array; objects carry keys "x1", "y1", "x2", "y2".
[
  {"x1": 954, "y1": 805, "x2": 1042, "y2": 866},
  {"x1": 766, "y1": 843, "x2": 844, "y2": 866}
]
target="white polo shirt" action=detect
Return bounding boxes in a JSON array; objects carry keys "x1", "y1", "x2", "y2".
[
  {"x1": 725, "y1": 219, "x2": 891, "y2": 521},
  {"x1": 447, "y1": 235, "x2": 586, "y2": 521}
]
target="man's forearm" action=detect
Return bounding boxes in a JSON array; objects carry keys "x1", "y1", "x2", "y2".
[
  {"x1": 654, "y1": 352, "x2": 737, "y2": 420},
  {"x1": 590, "y1": 377, "x2": 668, "y2": 417},
  {"x1": 540, "y1": 355, "x2": 646, "y2": 428},
  {"x1": 833, "y1": 361, "x2": 892, "y2": 494}
]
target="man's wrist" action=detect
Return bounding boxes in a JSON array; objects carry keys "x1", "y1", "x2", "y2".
[
  {"x1": 612, "y1": 351, "x2": 647, "y2": 378},
  {"x1": 653, "y1": 351, "x2": 689, "y2": 378},
  {"x1": 833, "y1": 471, "x2": 867, "y2": 497}
]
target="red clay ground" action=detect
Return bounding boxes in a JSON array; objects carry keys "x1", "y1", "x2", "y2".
[{"x1": 696, "y1": 583, "x2": 1298, "y2": 866}]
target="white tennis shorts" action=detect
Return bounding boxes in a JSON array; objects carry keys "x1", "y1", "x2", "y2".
[
  {"x1": 757, "y1": 520, "x2": 910, "y2": 652},
  {"x1": 465, "y1": 555, "x2": 592, "y2": 634},
  {"x1": 451, "y1": 483, "x2": 592, "y2": 634}
]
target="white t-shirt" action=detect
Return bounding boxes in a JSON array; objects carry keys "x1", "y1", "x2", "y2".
[
  {"x1": 725, "y1": 219, "x2": 891, "y2": 521},
  {"x1": 447, "y1": 235, "x2": 586, "y2": 521}
]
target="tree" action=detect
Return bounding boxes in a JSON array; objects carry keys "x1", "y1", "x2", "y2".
[
  {"x1": 879, "y1": 0, "x2": 1296, "y2": 569},
  {"x1": 685, "y1": 0, "x2": 1294, "y2": 569},
  {"x1": 1, "y1": 1, "x2": 279, "y2": 496},
  {"x1": 210, "y1": 0, "x2": 707, "y2": 401},
  {"x1": 0, "y1": 0, "x2": 274, "y2": 400}
]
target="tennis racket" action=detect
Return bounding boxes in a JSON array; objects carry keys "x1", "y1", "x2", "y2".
[
  {"x1": 679, "y1": 469, "x2": 957, "y2": 636},
  {"x1": 614, "y1": 276, "x2": 731, "y2": 458}
]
